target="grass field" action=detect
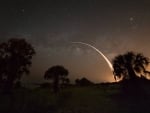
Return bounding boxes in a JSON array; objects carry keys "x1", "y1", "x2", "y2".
[{"x1": 0, "y1": 83, "x2": 150, "y2": 113}]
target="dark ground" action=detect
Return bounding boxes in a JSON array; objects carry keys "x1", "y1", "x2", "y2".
[{"x1": 0, "y1": 81, "x2": 150, "y2": 113}]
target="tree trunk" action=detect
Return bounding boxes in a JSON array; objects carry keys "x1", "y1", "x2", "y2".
[
  {"x1": 53, "y1": 75, "x2": 59, "y2": 93},
  {"x1": 122, "y1": 65, "x2": 138, "y2": 96},
  {"x1": 126, "y1": 65, "x2": 137, "y2": 80},
  {"x1": 3, "y1": 73, "x2": 15, "y2": 94}
]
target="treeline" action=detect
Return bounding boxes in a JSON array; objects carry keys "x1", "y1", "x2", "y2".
[
  {"x1": 0, "y1": 38, "x2": 150, "y2": 94},
  {"x1": 0, "y1": 38, "x2": 95, "y2": 94}
]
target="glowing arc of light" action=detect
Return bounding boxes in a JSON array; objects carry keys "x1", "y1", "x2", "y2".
[{"x1": 72, "y1": 42, "x2": 114, "y2": 71}]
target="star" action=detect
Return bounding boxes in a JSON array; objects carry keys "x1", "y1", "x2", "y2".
[{"x1": 129, "y1": 17, "x2": 134, "y2": 22}]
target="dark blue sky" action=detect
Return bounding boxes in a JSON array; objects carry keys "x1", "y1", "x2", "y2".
[{"x1": 1, "y1": 0, "x2": 150, "y2": 83}]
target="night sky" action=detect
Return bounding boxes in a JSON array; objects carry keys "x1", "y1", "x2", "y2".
[{"x1": 1, "y1": 0, "x2": 150, "y2": 84}]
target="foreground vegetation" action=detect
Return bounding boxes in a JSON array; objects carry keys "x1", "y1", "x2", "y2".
[{"x1": 0, "y1": 82, "x2": 150, "y2": 113}]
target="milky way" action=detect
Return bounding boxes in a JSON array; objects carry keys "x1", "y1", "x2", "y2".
[{"x1": 1, "y1": 0, "x2": 150, "y2": 83}]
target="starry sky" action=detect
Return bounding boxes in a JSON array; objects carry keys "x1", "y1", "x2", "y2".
[{"x1": 1, "y1": 0, "x2": 150, "y2": 84}]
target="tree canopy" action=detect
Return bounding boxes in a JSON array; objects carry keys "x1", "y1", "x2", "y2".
[
  {"x1": 75, "y1": 77, "x2": 94, "y2": 86},
  {"x1": 113, "y1": 51, "x2": 150, "y2": 81},
  {"x1": 0, "y1": 38, "x2": 35, "y2": 92},
  {"x1": 44, "y1": 65, "x2": 69, "y2": 93}
]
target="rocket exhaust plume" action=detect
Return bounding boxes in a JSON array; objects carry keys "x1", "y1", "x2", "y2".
[{"x1": 72, "y1": 42, "x2": 114, "y2": 72}]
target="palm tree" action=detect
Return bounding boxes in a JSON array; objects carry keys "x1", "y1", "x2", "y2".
[
  {"x1": 44, "y1": 65, "x2": 69, "y2": 93},
  {"x1": 113, "y1": 51, "x2": 150, "y2": 81}
]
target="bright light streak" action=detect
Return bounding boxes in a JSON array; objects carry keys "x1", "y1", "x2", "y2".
[{"x1": 72, "y1": 42, "x2": 114, "y2": 72}]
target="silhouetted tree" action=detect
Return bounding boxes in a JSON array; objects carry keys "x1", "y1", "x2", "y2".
[
  {"x1": 113, "y1": 51, "x2": 150, "y2": 81},
  {"x1": 44, "y1": 65, "x2": 69, "y2": 93},
  {"x1": 0, "y1": 38, "x2": 35, "y2": 93},
  {"x1": 75, "y1": 77, "x2": 94, "y2": 86}
]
